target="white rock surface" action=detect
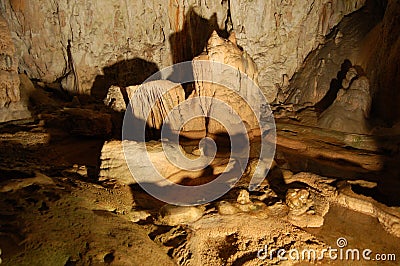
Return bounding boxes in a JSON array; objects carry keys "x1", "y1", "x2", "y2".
[
  {"x1": 0, "y1": 0, "x2": 228, "y2": 94},
  {"x1": 99, "y1": 140, "x2": 222, "y2": 185},
  {"x1": 103, "y1": 85, "x2": 126, "y2": 112}
]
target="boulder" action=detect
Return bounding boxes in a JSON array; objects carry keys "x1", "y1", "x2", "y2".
[
  {"x1": 103, "y1": 85, "x2": 126, "y2": 112},
  {"x1": 99, "y1": 140, "x2": 229, "y2": 186}
]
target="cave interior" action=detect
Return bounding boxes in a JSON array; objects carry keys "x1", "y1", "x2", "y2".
[{"x1": 0, "y1": 0, "x2": 399, "y2": 265}]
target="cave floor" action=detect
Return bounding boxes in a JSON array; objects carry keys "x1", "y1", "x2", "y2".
[{"x1": 0, "y1": 91, "x2": 400, "y2": 265}]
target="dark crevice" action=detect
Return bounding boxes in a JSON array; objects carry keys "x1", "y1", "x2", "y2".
[
  {"x1": 224, "y1": 0, "x2": 233, "y2": 33},
  {"x1": 90, "y1": 58, "x2": 160, "y2": 101},
  {"x1": 66, "y1": 39, "x2": 79, "y2": 93}
]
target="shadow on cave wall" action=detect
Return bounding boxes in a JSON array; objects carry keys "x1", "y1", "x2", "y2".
[
  {"x1": 90, "y1": 58, "x2": 160, "y2": 101},
  {"x1": 90, "y1": 8, "x2": 229, "y2": 100},
  {"x1": 315, "y1": 59, "x2": 368, "y2": 113},
  {"x1": 168, "y1": 7, "x2": 229, "y2": 96},
  {"x1": 314, "y1": 59, "x2": 352, "y2": 113},
  {"x1": 169, "y1": 7, "x2": 229, "y2": 65},
  {"x1": 89, "y1": 58, "x2": 160, "y2": 140}
]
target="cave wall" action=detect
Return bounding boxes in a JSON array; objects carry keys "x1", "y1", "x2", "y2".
[
  {"x1": 360, "y1": 0, "x2": 400, "y2": 124},
  {"x1": 0, "y1": 13, "x2": 30, "y2": 122},
  {"x1": 0, "y1": 13, "x2": 19, "y2": 108},
  {"x1": 230, "y1": 0, "x2": 366, "y2": 102},
  {"x1": 284, "y1": 0, "x2": 400, "y2": 124},
  {"x1": 0, "y1": 0, "x2": 365, "y2": 102},
  {"x1": 0, "y1": 0, "x2": 229, "y2": 95},
  {"x1": 285, "y1": 0, "x2": 387, "y2": 107}
]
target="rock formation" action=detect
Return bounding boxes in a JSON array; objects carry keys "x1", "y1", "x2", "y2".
[
  {"x1": 126, "y1": 80, "x2": 189, "y2": 134},
  {"x1": 104, "y1": 81, "x2": 198, "y2": 136},
  {"x1": 183, "y1": 214, "x2": 329, "y2": 265},
  {"x1": 216, "y1": 189, "x2": 268, "y2": 215},
  {"x1": 286, "y1": 188, "x2": 328, "y2": 228},
  {"x1": 99, "y1": 140, "x2": 230, "y2": 186},
  {"x1": 103, "y1": 85, "x2": 127, "y2": 112},
  {"x1": 284, "y1": 0, "x2": 400, "y2": 127},
  {"x1": 158, "y1": 204, "x2": 205, "y2": 226},
  {"x1": 283, "y1": 172, "x2": 400, "y2": 238},
  {"x1": 318, "y1": 68, "x2": 371, "y2": 134},
  {"x1": 191, "y1": 31, "x2": 261, "y2": 137},
  {"x1": 0, "y1": 0, "x2": 229, "y2": 94},
  {"x1": 100, "y1": 140, "x2": 194, "y2": 185},
  {"x1": 285, "y1": 5, "x2": 377, "y2": 108},
  {"x1": 109, "y1": 31, "x2": 265, "y2": 139}
]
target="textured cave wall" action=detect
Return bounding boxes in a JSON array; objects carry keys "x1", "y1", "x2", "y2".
[
  {"x1": 285, "y1": 0, "x2": 387, "y2": 106},
  {"x1": 0, "y1": 13, "x2": 30, "y2": 122},
  {"x1": 0, "y1": 0, "x2": 229, "y2": 96},
  {"x1": 230, "y1": 0, "x2": 366, "y2": 102},
  {"x1": 0, "y1": 14, "x2": 19, "y2": 107},
  {"x1": 360, "y1": 0, "x2": 400, "y2": 124},
  {"x1": 285, "y1": 0, "x2": 400, "y2": 124},
  {"x1": 0, "y1": 0, "x2": 365, "y2": 102}
]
